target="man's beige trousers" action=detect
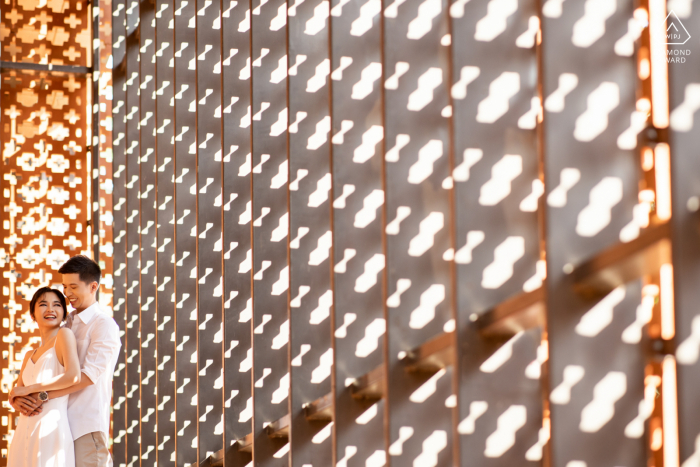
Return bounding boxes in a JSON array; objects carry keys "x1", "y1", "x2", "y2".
[{"x1": 74, "y1": 432, "x2": 113, "y2": 467}]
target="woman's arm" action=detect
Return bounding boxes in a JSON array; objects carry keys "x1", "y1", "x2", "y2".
[
  {"x1": 46, "y1": 374, "x2": 94, "y2": 399},
  {"x1": 13, "y1": 351, "x2": 31, "y2": 390},
  {"x1": 11, "y1": 329, "x2": 81, "y2": 397},
  {"x1": 9, "y1": 351, "x2": 36, "y2": 415}
]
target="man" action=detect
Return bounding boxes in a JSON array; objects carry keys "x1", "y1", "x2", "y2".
[{"x1": 11, "y1": 255, "x2": 121, "y2": 467}]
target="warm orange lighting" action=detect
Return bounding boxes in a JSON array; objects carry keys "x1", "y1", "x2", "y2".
[
  {"x1": 637, "y1": 97, "x2": 651, "y2": 114},
  {"x1": 639, "y1": 189, "x2": 655, "y2": 203},
  {"x1": 642, "y1": 283, "x2": 660, "y2": 297},
  {"x1": 642, "y1": 146, "x2": 655, "y2": 171},
  {"x1": 644, "y1": 374, "x2": 661, "y2": 388},
  {"x1": 634, "y1": 7, "x2": 649, "y2": 23},
  {"x1": 649, "y1": 0, "x2": 669, "y2": 128},
  {"x1": 643, "y1": 376, "x2": 661, "y2": 448},
  {"x1": 639, "y1": 47, "x2": 651, "y2": 80},
  {"x1": 651, "y1": 425, "x2": 663, "y2": 451},
  {"x1": 654, "y1": 143, "x2": 671, "y2": 221},
  {"x1": 662, "y1": 356, "x2": 679, "y2": 467},
  {"x1": 636, "y1": 202, "x2": 652, "y2": 228},
  {"x1": 660, "y1": 263, "x2": 675, "y2": 340}
]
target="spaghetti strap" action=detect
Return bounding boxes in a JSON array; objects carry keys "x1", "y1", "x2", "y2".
[
  {"x1": 29, "y1": 334, "x2": 59, "y2": 364},
  {"x1": 52, "y1": 332, "x2": 64, "y2": 368}
]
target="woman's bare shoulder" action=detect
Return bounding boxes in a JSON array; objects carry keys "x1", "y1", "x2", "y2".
[
  {"x1": 18, "y1": 349, "x2": 34, "y2": 371},
  {"x1": 57, "y1": 327, "x2": 76, "y2": 343},
  {"x1": 20, "y1": 350, "x2": 33, "y2": 364}
]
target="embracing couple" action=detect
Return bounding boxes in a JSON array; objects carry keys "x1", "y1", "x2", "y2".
[{"x1": 7, "y1": 255, "x2": 121, "y2": 467}]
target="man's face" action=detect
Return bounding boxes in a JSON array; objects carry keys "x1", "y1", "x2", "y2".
[{"x1": 61, "y1": 273, "x2": 98, "y2": 311}]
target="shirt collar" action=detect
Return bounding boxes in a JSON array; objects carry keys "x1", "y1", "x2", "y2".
[{"x1": 73, "y1": 301, "x2": 101, "y2": 325}]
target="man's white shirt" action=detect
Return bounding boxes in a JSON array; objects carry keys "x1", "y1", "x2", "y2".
[{"x1": 64, "y1": 302, "x2": 121, "y2": 440}]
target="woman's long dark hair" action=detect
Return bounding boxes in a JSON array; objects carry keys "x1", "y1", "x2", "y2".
[{"x1": 29, "y1": 287, "x2": 68, "y2": 322}]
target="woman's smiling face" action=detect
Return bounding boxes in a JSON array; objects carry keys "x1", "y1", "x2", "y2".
[{"x1": 33, "y1": 291, "x2": 66, "y2": 329}]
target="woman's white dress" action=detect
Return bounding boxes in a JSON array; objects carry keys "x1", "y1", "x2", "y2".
[{"x1": 7, "y1": 347, "x2": 75, "y2": 467}]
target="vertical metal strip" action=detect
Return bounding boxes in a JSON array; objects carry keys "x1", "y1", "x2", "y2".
[
  {"x1": 124, "y1": 1, "x2": 142, "y2": 465},
  {"x1": 92, "y1": 0, "x2": 102, "y2": 262},
  {"x1": 250, "y1": 0, "x2": 290, "y2": 459},
  {"x1": 195, "y1": 0, "x2": 225, "y2": 461},
  {"x1": 173, "y1": 0, "x2": 200, "y2": 463},
  {"x1": 155, "y1": 0, "x2": 177, "y2": 464},
  {"x1": 541, "y1": 1, "x2": 646, "y2": 465},
  {"x1": 287, "y1": 0, "x2": 333, "y2": 463},
  {"x1": 449, "y1": 0, "x2": 543, "y2": 464},
  {"x1": 111, "y1": 0, "x2": 128, "y2": 464},
  {"x1": 382, "y1": 0, "x2": 455, "y2": 462},
  {"x1": 220, "y1": 0, "x2": 255, "y2": 463},
  {"x1": 139, "y1": 0, "x2": 158, "y2": 465},
  {"x1": 329, "y1": 0, "x2": 388, "y2": 462},
  {"x1": 97, "y1": 0, "x2": 115, "y2": 317}
]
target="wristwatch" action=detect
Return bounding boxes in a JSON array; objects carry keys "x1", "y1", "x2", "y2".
[{"x1": 38, "y1": 391, "x2": 49, "y2": 402}]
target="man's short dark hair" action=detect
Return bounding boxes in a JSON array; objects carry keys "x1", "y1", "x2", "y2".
[
  {"x1": 30, "y1": 287, "x2": 68, "y2": 322},
  {"x1": 58, "y1": 255, "x2": 101, "y2": 286}
]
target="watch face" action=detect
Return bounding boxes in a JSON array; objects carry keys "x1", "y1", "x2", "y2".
[{"x1": 39, "y1": 392, "x2": 48, "y2": 401}]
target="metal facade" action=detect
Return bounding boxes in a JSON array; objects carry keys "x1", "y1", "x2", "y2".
[
  {"x1": 2, "y1": 0, "x2": 699, "y2": 467},
  {"x1": 106, "y1": 0, "x2": 699, "y2": 465}
]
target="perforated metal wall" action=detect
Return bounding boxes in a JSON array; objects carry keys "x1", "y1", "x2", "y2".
[{"x1": 103, "y1": 0, "x2": 700, "y2": 466}]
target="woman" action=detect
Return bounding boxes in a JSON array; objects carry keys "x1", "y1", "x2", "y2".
[{"x1": 7, "y1": 287, "x2": 81, "y2": 467}]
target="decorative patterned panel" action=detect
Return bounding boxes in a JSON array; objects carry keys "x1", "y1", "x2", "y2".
[
  {"x1": 101, "y1": 0, "x2": 692, "y2": 466},
  {"x1": 287, "y1": 0, "x2": 333, "y2": 463},
  {"x1": 329, "y1": 0, "x2": 388, "y2": 463},
  {"x1": 541, "y1": 0, "x2": 647, "y2": 465},
  {"x1": 110, "y1": 0, "x2": 128, "y2": 463},
  {"x1": 668, "y1": 5, "x2": 700, "y2": 465},
  {"x1": 1, "y1": 0, "x2": 91, "y2": 66},
  {"x1": 0, "y1": 69, "x2": 90, "y2": 460},
  {"x1": 123, "y1": 0, "x2": 141, "y2": 465},
  {"x1": 154, "y1": 0, "x2": 177, "y2": 465},
  {"x1": 195, "y1": 0, "x2": 225, "y2": 460},
  {"x1": 220, "y1": 0, "x2": 254, "y2": 464},
  {"x1": 172, "y1": 0, "x2": 200, "y2": 463},
  {"x1": 382, "y1": 0, "x2": 455, "y2": 462},
  {"x1": 97, "y1": 0, "x2": 115, "y2": 318},
  {"x1": 138, "y1": 0, "x2": 158, "y2": 464},
  {"x1": 250, "y1": 0, "x2": 290, "y2": 460},
  {"x1": 450, "y1": 0, "x2": 543, "y2": 464}
]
